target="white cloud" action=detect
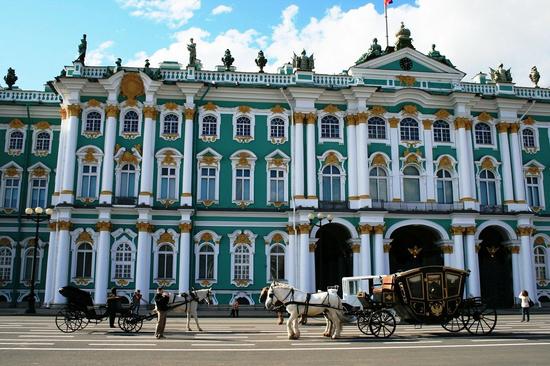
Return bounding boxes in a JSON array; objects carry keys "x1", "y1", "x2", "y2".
[
  {"x1": 117, "y1": 0, "x2": 201, "y2": 29},
  {"x1": 212, "y1": 5, "x2": 232, "y2": 15},
  {"x1": 125, "y1": 0, "x2": 550, "y2": 87},
  {"x1": 87, "y1": 41, "x2": 115, "y2": 66}
]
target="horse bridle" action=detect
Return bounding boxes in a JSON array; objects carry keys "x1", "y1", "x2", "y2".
[{"x1": 267, "y1": 285, "x2": 294, "y2": 310}]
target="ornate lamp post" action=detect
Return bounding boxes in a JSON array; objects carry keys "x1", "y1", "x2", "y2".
[
  {"x1": 307, "y1": 212, "x2": 333, "y2": 229},
  {"x1": 24, "y1": 206, "x2": 53, "y2": 314}
]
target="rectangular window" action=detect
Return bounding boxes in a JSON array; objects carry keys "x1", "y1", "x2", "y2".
[
  {"x1": 80, "y1": 165, "x2": 98, "y2": 198},
  {"x1": 526, "y1": 176, "x2": 541, "y2": 207},
  {"x1": 160, "y1": 167, "x2": 177, "y2": 200},
  {"x1": 436, "y1": 180, "x2": 453, "y2": 204},
  {"x1": 200, "y1": 167, "x2": 216, "y2": 201},
  {"x1": 30, "y1": 178, "x2": 47, "y2": 208},
  {"x1": 235, "y1": 169, "x2": 251, "y2": 201},
  {"x1": 3, "y1": 178, "x2": 20, "y2": 209},
  {"x1": 269, "y1": 169, "x2": 285, "y2": 202}
]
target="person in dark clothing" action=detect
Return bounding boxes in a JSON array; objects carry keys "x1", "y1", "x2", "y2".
[
  {"x1": 106, "y1": 287, "x2": 121, "y2": 328},
  {"x1": 132, "y1": 290, "x2": 143, "y2": 314},
  {"x1": 154, "y1": 287, "x2": 170, "y2": 338}
]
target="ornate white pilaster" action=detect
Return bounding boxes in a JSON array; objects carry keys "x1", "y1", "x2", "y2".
[
  {"x1": 309, "y1": 238, "x2": 318, "y2": 292},
  {"x1": 358, "y1": 224, "x2": 372, "y2": 276},
  {"x1": 94, "y1": 211, "x2": 111, "y2": 304},
  {"x1": 350, "y1": 239, "x2": 361, "y2": 277},
  {"x1": 305, "y1": 113, "x2": 318, "y2": 207},
  {"x1": 464, "y1": 227, "x2": 480, "y2": 297},
  {"x1": 465, "y1": 126, "x2": 476, "y2": 200},
  {"x1": 52, "y1": 110, "x2": 68, "y2": 206},
  {"x1": 356, "y1": 113, "x2": 371, "y2": 208},
  {"x1": 178, "y1": 218, "x2": 192, "y2": 293},
  {"x1": 509, "y1": 124, "x2": 527, "y2": 208},
  {"x1": 455, "y1": 118, "x2": 475, "y2": 209},
  {"x1": 389, "y1": 118, "x2": 401, "y2": 202},
  {"x1": 423, "y1": 120, "x2": 436, "y2": 202},
  {"x1": 293, "y1": 113, "x2": 306, "y2": 205},
  {"x1": 497, "y1": 123, "x2": 515, "y2": 205},
  {"x1": 507, "y1": 243, "x2": 521, "y2": 304},
  {"x1": 53, "y1": 212, "x2": 72, "y2": 304},
  {"x1": 451, "y1": 226, "x2": 465, "y2": 270},
  {"x1": 99, "y1": 106, "x2": 119, "y2": 204},
  {"x1": 135, "y1": 210, "x2": 153, "y2": 297},
  {"x1": 138, "y1": 106, "x2": 157, "y2": 206},
  {"x1": 181, "y1": 108, "x2": 195, "y2": 206},
  {"x1": 346, "y1": 115, "x2": 359, "y2": 209},
  {"x1": 286, "y1": 225, "x2": 297, "y2": 287},
  {"x1": 59, "y1": 104, "x2": 81, "y2": 204},
  {"x1": 44, "y1": 216, "x2": 59, "y2": 307},
  {"x1": 517, "y1": 226, "x2": 537, "y2": 303},
  {"x1": 298, "y1": 223, "x2": 310, "y2": 291},
  {"x1": 373, "y1": 225, "x2": 385, "y2": 274}
]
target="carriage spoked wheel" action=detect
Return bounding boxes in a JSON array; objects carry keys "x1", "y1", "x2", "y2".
[
  {"x1": 356, "y1": 313, "x2": 371, "y2": 335},
  {"x1": 118, "y1": 314, "x2": 143, "y2": 333},
  {"x1": 55, "y1": 309, "x2": 82, "y2": 333},
  {"x1": 461, "y1": 300, "x2": 497, "y2": 335},
  {"x1": 368, "y1": 310, "x2": 396, "y2": 338},
  {"x1": 441, "y1": 315, "x2": 466, "y2": 333}
]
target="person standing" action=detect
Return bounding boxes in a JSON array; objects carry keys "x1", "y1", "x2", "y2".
[
  {"x1": 154, "y1": 287, "x2": 169, "y2": 338},
  {"x1": 231, "y1": 301, "x2": 240, "y2": 318},
  {"x1": 518, "y1": 290, "x2": 532, "y2": 322},
  {"x1": 106, "y1": 288, "x2": 121, "y2": 328},
  {"x1": 132, "y1": 290, "x2": 143, "y2": 314}
]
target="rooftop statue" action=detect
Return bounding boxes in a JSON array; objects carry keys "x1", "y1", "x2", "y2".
[
  {"x1": 255, "y1": 50, "x2": 267, "y2": 73},
  {"x1": 292, "y1": 50, "x2": 315, "y2": 71},
  {"x1": 395, "y1": 22, "x2": 414, "y2": 50},
  {"x1": 4, "y1": 68, "x2": 18, "y2": 90},
  {"x1": 115, "y1": 58, "x2": 122, "y2": 68},
  {"x1": 74, "y1": 34, "x2": 87, "y2": 65},
  {"x1": 187, "y1": 38, "x2": 197, "y2": 68},
  {"x1": 427, "y1": 44, "x2": 454, "y2": 67},
  {"x1": 355, "y1": 38, "x2": 383, "y2": 64},
  {"x1": 529, "y1": 66, "x2": 541, "y2": 88},
  {"x1": 490, "y1": 63, "x2": 513, "y2": 83},
  {"x1": 222, "y1": 49, "x2": 235, "y2": 71}
]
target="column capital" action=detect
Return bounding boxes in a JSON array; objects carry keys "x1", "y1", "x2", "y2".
[
  {"x1": 96, "y1": 221, "x2": 112, "y2": 232},
  {"x1": 67, "y1": 104, "x2": 81, "y2": 117},
  {"x1": 60, "y1": 108, "x2": 67, "y2": 120},
  {"x1": 351, "y1": 243, "x2": 361, "y2": 253},
  {"x1": 143, "y1": 106, "x2": 158, "y2": 119},
  {"x1": 305, "y1": 112, "x2": 316, "y2": 124},
  {"x1": 440, "y1": 245, "x2": 454, "y2": 254},
  {"x1": 294, "y1": 112, "x2": 305, "y2": 124},
  {"x1": 508, "y1": 245, "x2": 520, "y2": 254},
  {"x1": 454, "y1": 117, "x2": 471, "y2": 129},
  {"x1": 422, "y1": 119, "x2": 433, "y2": 130},
  {"x1": 516, "y1": 226, "x2": 534, "y2": 236},
  {"x1": 286, "y1": 224, "x2": 296, "y2": 235},
  {"x1": 383, "y1": 243, "x2": 392, "y2": 253},
  {"x1": 450, "y1": 226, "x2": 464, "y2": 235},
  {"x1": 309, "y1": 242, "x2": 317, "y2": 252},
  {"x1": 373, "y1": 224, "x2": 385, "y2": 235},
  {"x1": 509, "y1": 123, "x2": 520, "y2": 134},
  {"x1": 179, "y1": 222, "x2": 192, "y2": 233},
  {"x1": 358, "y1": 224, "x2": 372, "y2": 235},
  {"x1": 298, "y1": 223, "x2": 311, "y2": 235},
  {"x1": 58, "y1": 220, "x2": 72, "y2": 231},
  {"x1": 356, "y1": 112, "x2": 368, "y2": 124},
  {"x1": 105, "y1": 105, "x2": 119, "y2": 118},
  {"x1": 388, "y1": 117, "x2": 399, "y2": 128},
  {"x1": 48, "y1": 221, "x2": 57, "y2": 231},
  {"x1": 136, "y1": 222, "x2": 154, "y2": 233},
  {"x1": 184, "y1": 108, "x2": 195, "y2": 120},
  {"x1": 345, "y1": 114, "x2": 357, "y2": 126},
  {"x1": 496, "y1": 122, "x2": 510, "y2": 133},
  {"x1": 464, "y1": 226, "x2": 476, "y2": 235}
]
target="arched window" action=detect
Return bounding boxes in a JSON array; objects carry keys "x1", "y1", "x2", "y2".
[
  {"x1": 113, "y1": 243, "x2": 133, "y2": 279},
  {"x1": 534, "y1": 246, "x2": 547, "y2": 281},
  {"x1": 198, "y1": 244, "x2": 215, "y2": 279},
  {"x1": 236, "y1": 116, "x2": 251, "y2": 137},
  {"x1": 321, "y1": 165, "x2": 342, "y2": 201},
  {"x1": 368, "y1": 117, "x2": 386, "y2": 139},
  {"x1": 269, "y1": 117, "x2": 285, "y2": 138},
  {"x1": 369, "y1": 167, "x2": 388, "y2": 202},
  {"x1": 0, "y1": 247, "x2": 13, "y2": 281},
  {"x1": 233, "y1": 245, "x2": 251, "y2": 280},
  {"x1": 269, "y1": 244, "x2": 285, "y2": 281},
  {"x1": 522, "y1": 128, "x2": 536, "y2": 148},
  {"x1": 403, "y1": 166, "x2": 421, "y2": 202},
  {"x1": 160, "y1": 167, "x2": 177, "y2": 200},
  {"x1": 433, "y1": 120, "x2": 451, "y2": 142},
  {"x1": 162, "y1": 113, "x2": 179, "y2": 135},
  {"x1": 30, "y1": 177, "x2": 47, "y2": 208},
  {"x1": 119, "y1": 164, "x2": 136, "y2": 198},
  {"x1": 80, "y1": 164, "x2": 98, "y2": 198},
  {"x1": 201, "y1": 115, "x2": 217, "y2": 136},
  {"x1": 85, "y1": 111, "x2": 102, "y2": 132},
  {"x1": 436, "y1": 170, "x2": 453, "y2": 204},
  {"x1": 9, "y1": 131, "x2": 24, "y2": 150},
  {"x1": 320, "y1": 115, "x2": 340, "y2": 139},
  {"x1": 479, "y1": 169, "x2": 497, "y2": 205},
  {"x1": 22, "y1": 247, "x2": 40, "y2": 281},
  {"x1": 75, "y1": 243, "x2": 93, "y2": 278},
  {"x1": 157, "y1": 244, "x2": 174, "y2": 279},
  {"x1": 123, "y1": 111, "x2": 139, "y2": 133},
  {"x1": 400, "y1": 118, "x2": 420, "y2": 141},
  {"x1": 475, "y1": 123, "x2": 492, "y2": 145},
  {"x1": 35, "y1": 132, "x2": 50, "y2": 151},
  {"x1": 526, "y1": 176, "x2": 541, "y2": 207}
]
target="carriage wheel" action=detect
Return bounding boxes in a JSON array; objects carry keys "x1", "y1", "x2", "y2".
[
  {"x1": 119, "y1": 315, "x2": 143, "y2": 333},
  {"x1": 55, "y1": 309, "x2": 82, "y2": 333},
  {"x1": 462, "y1": 301, "x2": 497, "y2": 335},
  {"x1": 356, "y1": 313, "x2": 371, "y2": 335},
  {"x1": 369, "y1": 310, "x2": 396, "y2": 338},
  {"x1": 441, "y1": 316, "x2": 465, "y2": 333}
]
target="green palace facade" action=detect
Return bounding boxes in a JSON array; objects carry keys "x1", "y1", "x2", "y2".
[{"x1": 1, "y1": 24, "x2": 550, "y2": 307}]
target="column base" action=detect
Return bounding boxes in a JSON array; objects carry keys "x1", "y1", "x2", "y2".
[
  {"x1": 506, "y1": 202, "x2": 530, "y2": 212},
  {"x1": 99, "y1": 194, "x2": 112, "y2": 205}
]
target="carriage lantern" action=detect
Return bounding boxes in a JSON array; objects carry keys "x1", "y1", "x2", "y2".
[{"x1": 24, "y1": 206, "x2": 53, "y2": 314}]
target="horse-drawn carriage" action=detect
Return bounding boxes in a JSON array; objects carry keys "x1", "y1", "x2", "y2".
[{"x1": 342, "y1": 265, "x2": 497, "y2": 338}]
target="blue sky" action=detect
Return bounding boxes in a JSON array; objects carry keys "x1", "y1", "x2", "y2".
[{"x1": 1, "y1": 0, "x2": 548, "y2": 90}]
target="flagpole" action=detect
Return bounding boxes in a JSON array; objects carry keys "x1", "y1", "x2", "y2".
[{"x1": 384, "y1": 4, "x2": 389, "y2": 48}]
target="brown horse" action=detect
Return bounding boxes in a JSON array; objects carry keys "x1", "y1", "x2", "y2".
[{"x1": 260, "y1": 286, "x2": 284, "y2": 325}]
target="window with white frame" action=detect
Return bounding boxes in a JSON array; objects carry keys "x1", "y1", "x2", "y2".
[
  {"x1": 269, "y1": 244, "x2": 285, "y2": 281},
  {"x1": 522, "y1": 128, "x2": 536, "y2": 149},
  {"x1": 84, "y1": 111, "x2": 102, "y2": 133},
  {"x1": 80, "y1": 165, "x2": 98, "y2": 199},
  {"x1": 475, "y1": 123, "x2": 492, "y2": 145},
  {"x1": 321, "y1": 165, "x2": 342, "y2": 201},
  {"x1": 236, "y1": 116, "x2": 251, "y2": 137},
  {"x1": 320, "y1": 115, "x2": 340, "y2": 139},
  {"x1": 22, "y1": 247, "x2": 40, "y2": 282},
  {"x1": 122, "y1": 110, "x2": 139, "y2": 133},
  {"x1": 30, "y1": 177, "x2": 47, "y2": 208},
  {"x1": 534, "y1": 246, "x2": 547, "y2": 281},
  {"x1": 526, "y1": 176, "x2": 541, "y2": 207},
  {"x1": 479, "y1": 169, "x2": 497, "y2": 205},
  {"x1": 162, "y1": 113, "x2": 179, "y2": 135},
  {"x1": 8, "y1": 131, "x2": 24, "y2": 150},
  {"x1": 403, "y1": 166, "x2": 421, "y2": 202},
  {"x1": 160, "y1": 167, "x2": 177, "y2": 200},
  {"x1": 198, "y1": 244, "x2": 215, "y2": 279},
  {"x1": 233, "y1": 245, "x2": 251, "y2": 280},
  {"x1": 201, "y1": 115, "x2": 217, "y2": 136},
  {"x1": 113, "y1": 242, "x2": 133, "y2": 279},
  {"x1": 400, "y1": 118, "x2": 420, "y2": 141},
  {"x1": 436, "y1": 170, "x2": 453, "y2": 204},
  {"x1": 199, "y1": 167, "x2": 216, "y2": 201},
  {"x1": 433, "y1": 120, "x2": 451, "y2": 142},
  {"x1": 75, "y1": 243, "x2": 93, "y2": 278},
  {"x1": 2, "y1": 176, "x2": 20, "y2": 209},
  {"x1": 269, "y1": 117, "x2": 285, "y2": 139},
  {"x1": 0, "y1": 246, "x2": 13, "y2": 281},
  {"x1": 34, "y1": 132, "x2": 50, "y2": 152},
  {"x1": 235, "y1": 168, "x2": 251, "y2": 201},
  {"x1": 268, "y1": 169, "x2": 285, "y2": 203},
  {"x1": 367, "y1": 117, "x2": 386, "y2": 139},
  {"x1": 157, "y1": 244, "x2": 174, "y2": 280},
  {"x1": 118, "y1": 164, "x2": 137, "y2": 198},
  {"x1": 369, "y1": 167, "x2": 388, "y2": 202}
]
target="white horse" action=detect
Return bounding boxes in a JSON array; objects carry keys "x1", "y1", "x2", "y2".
[
  {"x1": 169, "y1": 288, "x2": 213, "y2": 331},
  {"x1": 264, "y1": 283, "x2": 344, "y2": 339}
]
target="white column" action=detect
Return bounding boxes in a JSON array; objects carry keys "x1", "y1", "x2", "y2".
[
  {"x1": 518, "y1": 227, "x2": 537, "y2": 302},
  {"x1": 509, "y1": 245, "x2": 521, "y2": 305},
  {"x1": 94, "y1": 220, "x2": 111, "y2": 304},
  {"x1": 466, "y1": 126, "x2": 476, "y2": 200},
  {"x1": 286, "y1": 226, "x2": 296, "y2": 287},
  {"x1": 351, "y1": 240, "x2": 360, "y2": 277},
  {"x1": 53, "y1": 221, "x2": 71, "y2": 304},
  {"x1": 346, "y1": 115, "x2": 358, "y2": 208},
  {"x1": 456, "y1": 120, "x2": 472, "y2": 201},
  {"x1": 359, "y1": 225, "x2": 372, "y2": 276},
  {"x1": 60, "y1": 105, "x2": 81, "y2": 204},
  {"x1": 181, "y1": 108, "x2": 195, "y2": 206},
  {"x1": 293, "y1": 114, "x2": 305, "y2": 201},
  {"x1": 52, "y1": 111, "x2": 68, "y2": 205},
  {"x1": 423, "y1": 120, "x2": 436, "y2": 202},
  {"x1": 356, "y1": 114, "x2": 370, "y2": 207},
  {"x1": 138, "y1": 107, "x2": 157, "y2": 206},
  {"x1": 298, "y1": 224, "x2": 310, "y2": 291},
  {"x1": 135, "y1": 221, "x2": 152, "y2": 298},
  {"x1": 305, "y1": 113, "x2": 317, "y2": 202},
  {"x1": 509, "y1": 124, "x2": 526, "y2": 204},
  {"x1": 451, "y1": 227, "x2": 465, "y2": 270},
  {"x1": 383, "y1": 239, "x2": 391, "y2": 274},
  {"x1": 99, "y1": 106, "x2": 118, "y2": 204},
  {"x1": 464, "y1": 228, "x2": 480, "y2": 297},
  {"x1": 178, "y1": 222, "x2": 191, "y2": 293},
  {"x1": 389, "y1": 119, "x2": 401, "y2": 201},
  {"x1": 497, "y1": 123, "x2": 514, "y2": 204},
  {"x1": 441, "y1": 244, "x2": 453, "y2": 267},
  {"x1": 309, "y1": 238, "x2": 317, "y2": 292},
  {"x1": 44, "y1": 220, "x2": 58, "y2": 307},
  {"x1": 373, "y1": 225, "x2": 385, "y2": 274}
]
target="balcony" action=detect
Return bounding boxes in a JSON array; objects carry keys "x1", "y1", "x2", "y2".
[
  {"x1": 370, "y1": 200, "x2": 465, "y2": 212},
  {"x1": 113, "y1": 197, "x2": 137, "y2": 206}
]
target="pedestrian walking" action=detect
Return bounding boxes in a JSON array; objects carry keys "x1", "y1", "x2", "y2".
[
  {"x1": 231, "y1": 301, "x2": 239, "y2": 317},
  {"x1": 518, "y1": 289, "x2": 534, "y2": 322},
  {"x1": 154, "y1": 287, "x2": 169, "y2": 338},
  {"x1": 132, "y1": 290, "x2": 143, "y2": 314},
  {"x1": 106, "y1": 287, "x2": 121, "y2": 328}
]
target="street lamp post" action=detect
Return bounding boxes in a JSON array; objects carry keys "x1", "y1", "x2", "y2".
[
  {"x1": 24, "y1": 206, "x2": 53, "y2": 314},
  {"x1": 307, "y1": 212, "x2": 333, "y2": 229}
]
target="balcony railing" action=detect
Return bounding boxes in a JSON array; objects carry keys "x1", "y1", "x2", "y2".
[
  {"x1": 113, "y1": 197, "x2": 137, "y2": 206},
  {"x1": 319, "y1": 200, "x2": 349, "y2": 210},
  {"x1": 370, "y1": 201, "x2": 465, "y2": 212},
  {"x1": 479, "y1": 204, "x2": 508, "y2": 214}
]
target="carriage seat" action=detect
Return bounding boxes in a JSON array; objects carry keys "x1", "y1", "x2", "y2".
[{"x1": 372, "y1": 275, "x2": 394, "y2": 294}]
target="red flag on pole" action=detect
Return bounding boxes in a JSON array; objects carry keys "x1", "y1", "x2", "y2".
[{"x1": 384, "y1": 0, "x2": 393, "y2": 6}]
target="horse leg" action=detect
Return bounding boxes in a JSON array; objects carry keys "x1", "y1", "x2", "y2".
[
  {"x1": 193, "y1": 308, "x2": 203, "y2": 332},
  {"x1": 292, "y1": 308, "x2": 301, "y2": 339},
  {"x1": 286, "y1": 311, "x2": 297, "y2": 339},
  {"x1": 330, "y1": 311, "x2": 342, "y2": 339},
  {"x1": 323, "y1": 314, "x2": 331, "y2": 337}
]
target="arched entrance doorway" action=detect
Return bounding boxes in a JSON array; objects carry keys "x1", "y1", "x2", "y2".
[
  {"x1": 478, "y1": 226, "x2": 513, "y2": 308},
  {"x1": 315, "y1": 223, "x2": 352, "y2": 294},
  {"x1": 389, "y1": 225, "x2": 444, "y2": 273}
]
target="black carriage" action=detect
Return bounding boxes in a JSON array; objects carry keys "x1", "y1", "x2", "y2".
[
  {"x1": 342, "y1": 266, "x2": 497, "y2": 338},
  {"x1": 55, "y1": 286, "x2": 138, "y2": 333}
]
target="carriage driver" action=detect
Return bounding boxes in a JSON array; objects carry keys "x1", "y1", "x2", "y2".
[{"x1": 154, "y1": 287, "x2": 170, "y2": 339}]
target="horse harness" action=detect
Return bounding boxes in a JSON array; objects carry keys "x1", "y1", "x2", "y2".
[{"x1": 270, "y1": 287, "x2": 342, "y2": 318}]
